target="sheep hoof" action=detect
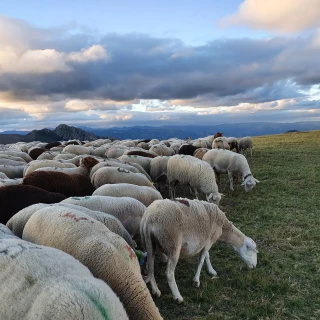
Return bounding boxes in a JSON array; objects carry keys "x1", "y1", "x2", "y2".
[
  {"x1": 152, "y1": 289, "x2": 161, "y2": 298},
  {"x1": 174, "y1": 296, "x2": 184, "y2": 303},
  {"x1": 193, "y1": 279, "x2": 200, "y2": 288},
  {"x1": 207, "y1": 269, "x2": 218, "y2": 277}
]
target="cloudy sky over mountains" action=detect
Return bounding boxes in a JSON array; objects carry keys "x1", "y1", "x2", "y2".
[{"x1": 1, "y1": 0, "x2": 320, "y2": 131}]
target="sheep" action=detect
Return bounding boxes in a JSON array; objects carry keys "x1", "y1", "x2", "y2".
[
  {"x1": 0, "y1": 185, "x2": 66, "y2": 224},
  {"x1": 170, "y1": 142, "x2": 182, "y2": 154},
  {"x1": 60, "y1": 195, "x2": 146, "y2": 237},
  {"x1": 36, "y1": 151, "x2": 59, "y2": 160},
  {"x1": 7, "y1": 203, "x2": 136, "y2": 249},
  {"x1": 150, "y1": 156, "x2": 170, "y2": 192},
  {"x1": 0, "y1": 165, "x2": 25, "y2": 178},
  {"x1": 193, "y1": 148, "x2": 209, "y2": 160},
  {"x1": 167, "y1": 155, "x2": 221, "y2": 204},
  {"x1": 192, "y1": 139, "x2": 209, "y2": 148},
  {"x1": 149, "y1": 144, "x2": 175, "y2": 156},
  {"x1": 23, "y1": 160, "x2": 76, "y2": 177},
  {"x1": 0, "y1": 158, "x2": 26, "y2": 166},
  {"x1": 239, "y1": 136, "x2": 253, "y2": 156},
  {"x1": 0, "y1": 178, "x2": 22, "y2": 187},
  {"x1": 212, "y1": 137, "x2": 230, "y2": 150},
  {"x1": 214, "y1": 132, "x2": 223, "y2": 139},
  {"x1": 28, "y1": 147, "x2": 48, "y2": 160},
  {"x1": 136, "y1": 141, "x2": 149, "y2": 150},
  {"x1": 227, "y1": 137, "x2": 240, "y2": 153},
  {"x1": 0, "y1": 153, "x2": 27, "y2": 163},
  {"x1": 93, "y1": 183, "x2": 163, "y2": 207},
  {"x1": 118, "y1": 155, "x2": 152, "y2": 174},
  {"x1": 178, "y1": 144, "x2": 199, "y2": 155},
  {"x1": 106, "y1": 147, "x2": 129, "y2": 158},
  {"x1": 0, "y1": 151, "x2": 32, "y2": 162},
  {"x1": 141, "y1": 198, "x2": 258, "y2": 302},
  {"x1": 0, "y1": 224, "x2": 128, "y2": 320},
  {"x1": 92, "y1": 166, "x2": 155, "y2": 189},
  {"x1": 62, "y1": 144, "x2": 94, "y2": 155},
  {"x1": 22, "y1": 207, "x2": 163, "y2": 320},
  {"x1": 22, "y1": 171, "x2": 95, "y2": 198},
  {"x1": 35, "y1": 156, "x2": 99, "y2": 178},
  {"x1": 202, "y1": 149, "x2": 259, "y2": 191},
  {"x1": 123, "y1": 148, "x2": 158, "y2": 158},
  {"x1": 45, "y1": 141, "x2": 62, "y2": 149}
]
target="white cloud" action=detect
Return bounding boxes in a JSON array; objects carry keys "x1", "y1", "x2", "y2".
[
  {"x1": 67, "y1": 45, "x2": 110, "y2": 63},
  {"x1": 218, "y1": 0, "x2": 320, "y2": 33}
]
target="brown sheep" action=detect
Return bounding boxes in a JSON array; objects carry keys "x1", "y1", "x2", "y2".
[
  {"x1": 22, "y1": 171, "x2": 95, "y2": 198},
  {"x1": 214, "y1": 132, "x2": 224, "y2": 139},
  {"x1": 28, "y1": 147, "x2": 48, "y2": 160},
  {"x1": 45, "y1": 141, "x2": 62, "y2": 149},
  {"x1": 0, "y1": 185, "x2": 66, "y2": 224}
]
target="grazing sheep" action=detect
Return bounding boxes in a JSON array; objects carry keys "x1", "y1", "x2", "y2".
[
  {"x1": 22, "y1": 207, "x2": 163, "y2": 320},
  {"x1": 61, "y1": 195, "x2": 146, "y2": 237},
  {"x1": 93, "y1": 183, "x2": 163, "y2": 207},
  {"x1": 118, "y1": 155, "x2": 152, "y2": 174},
  {"x1": 0, "y1": 224, "x2": 129, "y2": 320},
  {"x1": 212, "y1": 137, "x2": 230, "y2": 150},
  {"x1": 24, "y1": 160, "x2": 76, "y2": 177},
  {"x1": 227, "y1": 137, "x2": 240, "y2": 153},
  {"x1": 92, "y1": 166, "x2": 155, "y2": 190},
  {"x1": 0, "y1": 178, "x2": 22, "y2": 187},
  {"x1": 28, "y1": 147, "x2": 48, "y2": 160},
  {"x1": 192, "y1": 139, "x2": 209, "y2": 148},
  {"x1": 7, "y1": 203, "x2": 136, "y2": 249},
  {"x1": 193, "y1": 148, "x2": 209, "y2": 160},
  {"x1": 106, "y1": 147, "x2": 129, "y2": 158},
  {"x1": 141, "y1": 198, "x2": 258, "y2": 302},
  {"x1": 0, "y1": 151, "x2": 32, "y2": 162},
  {"x1": 35, "y1": 156, "x2": 99, "y2": 178},
  {"x1": 45, "y1": 141, "x2": 62, "y2": 149},
  {"x1": 0, "y1": 165, "x2": 25, "y2": 178},
  {"x1": 149, "y1": 144, "x2": 175, "y2": 156},
  {"x1": 62, "y1": 144, "x2": 94, "y2": 155},
  {"x1": 0, "y1": 185, "x2": 66, "y2": 224},
  {"x1": 167, "y1": 155, "x2": 221, "y2": 204},
  {"x1": 150, "y1": 156, "x2": 170, "y2": 192},
  {"x1": 239, "y1": 136, "x2": 253, "y2": 156},
  {"x1": 202, "y1": 149, "x2": 259, "y2": 191},
  {"x1": 178, "y1": 144, "x2": 199, "y2": 156},
  {"x1": 22, "y1": 171, "x2": 95, "y2": 198},
  {"x1": 136, "y1": 142, "x2": 149, "y2": 150},
  {"x1": 36, "y1": 151, "x2": 59, "y2": 160}
]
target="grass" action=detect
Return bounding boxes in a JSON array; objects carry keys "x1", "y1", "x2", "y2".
[{"x1": 152, "y1": 130, "x2": 320, "y2": 320}]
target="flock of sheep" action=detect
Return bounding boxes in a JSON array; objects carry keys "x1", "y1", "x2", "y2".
[{"x1": 0, "y1": 132, "x2": 259, "y2": 319}]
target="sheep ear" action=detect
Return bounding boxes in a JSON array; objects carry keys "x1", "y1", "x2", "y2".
[
  {"x1": 245, "y1": 238, "x2": 258, "y2": 252},
  {"x1": 254, "y1": 178, "x2": 260, "y2": 183}
]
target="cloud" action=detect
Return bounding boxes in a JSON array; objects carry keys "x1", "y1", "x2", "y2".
[
  {"x1": 218, "y1": 0, "x2": 320, "y2": 33},
  {"x1": 0, "y1": 15, "x2": 320, "y2": 130}
]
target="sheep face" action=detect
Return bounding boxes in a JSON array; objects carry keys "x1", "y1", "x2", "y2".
[
  {"x1": 233, "y1": 237, "x2": 258, "y2": 269},
  {"x1": 241, "y1": 176, "x2": 260, "y2": 192},
  {"x1": 206, "y1": 192, "x2": 221, "y2": 206}
]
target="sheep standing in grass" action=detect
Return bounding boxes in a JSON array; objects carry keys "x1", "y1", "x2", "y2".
[
  {"x1": 91, "y1": 166, "x2": 155, "y2": 189},
  {"x1": 202, "y1": 149, "x2": 259, "y2": 191},
  {"x1": 22, "y1": 207, "x2": 163, "y2": 320},
  {"x1": 93, "y1": 183, "x2": 163, "y2": 207},
  {"x1": 61, "y1": 195, "x2": 146, "y2": 237},
  {"x1": 0, "y1": 224, "x2": 128, "y2": 320},
  {"x1": 239, "y1": 136, "x2": 253, "y2": 156},
  {"x1": 141, "y1": 198, "x2": 258, "y2": 302},
  {"x1": 167, "y1": 155, "x2": 221, "y2": 204}
]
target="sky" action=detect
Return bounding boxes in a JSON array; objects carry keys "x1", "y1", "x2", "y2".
[{"x1": 1, "y1": 0, "x2": 320, "y2": 131}]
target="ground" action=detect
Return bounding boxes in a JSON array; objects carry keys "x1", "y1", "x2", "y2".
[{"x1": 152, "y1": 130, "x2": 320, "y2": 320}]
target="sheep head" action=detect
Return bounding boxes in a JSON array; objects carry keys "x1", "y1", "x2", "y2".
[
  {"x1": 206, "y1": 192, "x2": 221, "y2": 206},
  {"x1": 241, "y1": 175, "x2": 259, "y2": 192},
  {"x1": 233, "y1": 237, "x2": 258, "y2": 269},
  {"x1": 80, "y1": 156, "x2": 99, "y2": 169}
]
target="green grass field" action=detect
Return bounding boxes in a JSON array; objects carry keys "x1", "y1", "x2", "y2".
[{"x1": 152, "y1": 130, "x2": 320, "y2": 320}]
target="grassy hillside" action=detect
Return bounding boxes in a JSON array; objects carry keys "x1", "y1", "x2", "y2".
[{"x1": 153, "y1": 130, "x2": 320, "y2": 320}]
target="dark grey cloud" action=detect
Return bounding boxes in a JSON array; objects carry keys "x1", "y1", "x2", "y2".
[{"x1": 0, "y1": 16, "x2": 320, "y2": 111}]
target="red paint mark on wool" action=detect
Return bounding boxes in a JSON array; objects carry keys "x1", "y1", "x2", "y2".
[
  {"x1": 62, "y1": 213, "x2": 93, "y2": 223},
  {"x1": 124, "y1": 244, "x2": 136, "y2": 261}
]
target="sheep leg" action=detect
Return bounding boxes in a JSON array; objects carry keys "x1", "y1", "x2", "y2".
[
  {"x1": 144, "y1": 230, "x2": 161, "y2": 297},
  {"x1": 166, "y1": 251, "x2": 183, "y2": 302},
  {"x1": 215, "y1": 172, "x2": 221, "y2": 185},
  {"x1": 193, "y1": 247, "x2": 210, "y2": 287},
  {"x1": 205, "y1": 252, "x2": 218, "y2": 277},
  {"x1": 228, "y1": 172, "x2": 234, "y2": 191},
  {"x1": 169, "y1": 180, "x2": 178, "y2": 199}
]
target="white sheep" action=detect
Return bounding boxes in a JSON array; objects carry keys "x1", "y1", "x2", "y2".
[
  {"x1": 167, "y1": 155, "x2": 221, "y2": 205},
  {"x1": 118, "y1": 155, "x2": 152, "y2": 174},
  {"x1": 62, "y1": 144, "x2": 94, "y2": 155},
  {"x1": 141, "y1": 198, "x2": 258, "y2": 302},
  {"x1": 212, "y1": 136, "x2": 230, "y2": 150},
  {"x1": 0, "y1": 165, "x2": 25, "y2": 178},
  {"x1": 93, "y1": 183, "x2": 163, "y2": 207},
  {"x1": 0, "y1": 177, "x2": 22, "y2": 187},
  {"x1": 91, "y1": 166, "x2": 155, "y2": 189},
  {"x1": 22, "y1": 207, "x2": 163, "y2": 320},
  {"x1": 150, "y1": 156, "x2": 171, "y2": 191},
  {"x1": 149, "y1": 144, "x2": 175, "y2": 156},
  {"x1": 239, "y1": 136, "x2": 253, "y2": 156},
  {"x1": 0, "y1": 224, "x2": 129, "y2": 320},
  {"x1": 202, "y1": 149, "x2": 259, "y2": 191},
  {"x1": 6, "y1": 202, "x2": 136, "y2": 249},
  {"x1": 23, "y1": 160, "x2": 76, "y2": 177},
  {"x1": 61, "y1": 195, "x2": 146, "y2": 237}
]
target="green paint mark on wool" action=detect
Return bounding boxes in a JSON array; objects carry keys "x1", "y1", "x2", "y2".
[{"x1": 85, "y1": 291, "x2": 111, "y2": 320}]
